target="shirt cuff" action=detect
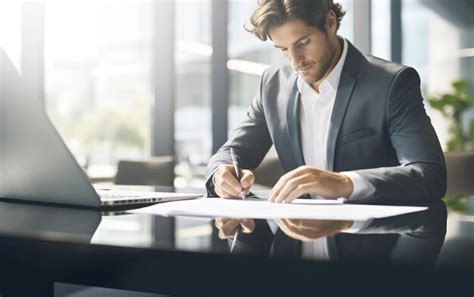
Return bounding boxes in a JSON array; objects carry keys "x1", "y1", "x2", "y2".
[
  {"x1": 205, "y1": 167, "x2": 222, "y2": 197},
  {"x1": 340, "y1": 171, "x2": 376, "y2": 200}
]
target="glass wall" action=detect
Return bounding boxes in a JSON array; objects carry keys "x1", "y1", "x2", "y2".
[
  {"x1": 371, "y1": 0, "x2": 391, "y2": 60},
  {"x1": 44, "y1": 1, "x2": 154, "y2": 178},
  {"x1": 227, "y1": 0, "x2": 281, "y2": 134},
  {"x1": 174, "y1": 0, "x2": 212, "y2": 186},
  {"x1": 43, "y1": 0, "x2": 155, "y2": 243},
  {"x1": 401, "y1": 0, "x2": 474, "y2": 150},
  {"x1": 0, "y1": 1, "x2": 22, "y2": 71},
  {"x1": 338, "y1": 0, "x2": 354, "y2": 43}
]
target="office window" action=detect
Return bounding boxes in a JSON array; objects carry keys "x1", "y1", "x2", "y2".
[
  {"x1": 43, "y1": 1, "x2": 155, "y2": 243},
  {"x1": 401, "y1": 0, "x2": 474, "y2": 149},
  {"x1": 227, "y1": 0, "x2": 281, "y2": 134},
  {"x1": 0, "y1": 1, "x2": 22, "y2": 71},
  {"x1": 44, "y1": 1, "x2": 154, "y2": 177},
  {"x1": 371, "y1": 0, "x2": 391, "y2": 60},
  {"x1": 338, "y1": 0, "x2": 354, "y2": 43},
  {"x1": 174, "y1": 0, "x2": 212, "y2": 186}
]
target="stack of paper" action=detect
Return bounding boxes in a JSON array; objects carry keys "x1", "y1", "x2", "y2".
[{"x1": 129, "y1": 198, "x2": 427, "y2": 221}]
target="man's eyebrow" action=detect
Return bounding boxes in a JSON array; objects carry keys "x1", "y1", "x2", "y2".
[{"x1": 273, "y1": 33, "x2": 312, "y2": 48}]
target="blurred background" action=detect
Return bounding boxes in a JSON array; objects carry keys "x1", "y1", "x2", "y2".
[
  {"x1": 0, "y1": 0, "x2": 473, "y2": 277},
  {"x1": 0, "y1": 0, "x2": 473, "y2": 189}
]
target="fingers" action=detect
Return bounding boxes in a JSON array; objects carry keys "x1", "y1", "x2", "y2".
[
  {"x1": 276, "y1": 218, "x2": 298, "y2": 231},
  {"x1": 217, "y1": 219, "x2": 241, "y2": 239},
  {"x1": 268, "y1": 172, "x2": 290, "y2": 201},
  {"x1": 269, "y1": 168, "x2": 314, "y2": 202},
  {"x1": 240, "y1": 170, "x2": 255, "y2": 196},
  {"x1": 214, "y1": 165, "x2": 245, "y2": 198},
  {"x1": 214, "y1": 218, "x2": 228, "y2": 229},
  {"x1": 240, "y1": 219, "x2": 255, "y2": 233},
  {"x1": 268, "y1": 166, "x2": 309, "y2": 201},
  {"x1": 273, "y1": 174, "x2": 312, "y2": 203},
  {"x1": 269, "y1": 166, "x2": 334, "y2": 203},
  {"x1": 215, "y1": 218, "x2": 255, "y2": 239},
  {"x1": 282, "y1": 182, "x2": 314, "y2": 203},
  {"x1": 275, "y1": 218, "x2": 288, "y2": 231},
  {"x1": 216, "y1": 179, "x2": 243, "y2": 198},
  {"x1": 275, "y1": 219, "x2": 351, "y2": 241},
  {"x1": 240, "y1": 170, "x2": 255, "y2": 189},
  {"x1": 214, "y1": 165, "x2": 254, "y2": 198},
  {"x1": 275, "y1": 218, "x2": 314, "y2": 241},
  {"x1": 275, "y1": 218, "x2": 299, "y2": 239}
]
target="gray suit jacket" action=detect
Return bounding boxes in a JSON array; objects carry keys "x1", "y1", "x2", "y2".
[{"x1": 206, "y1": 40, "x2": 446, "y2": 204}]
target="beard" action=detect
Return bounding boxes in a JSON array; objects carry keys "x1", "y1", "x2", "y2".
[
  {"x1": 298, "y1": 35, "x2": 337, "y2": 84},
  {"x1": 314, "y1": 45, "x2": 336, "y2": 81}
]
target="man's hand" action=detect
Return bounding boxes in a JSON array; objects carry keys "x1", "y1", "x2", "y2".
[
  {"x1": 268, "y1": 165, "x2": 353, "y2": 203},
  {"x1": 276, "y1": 219, "x2": 353, "y2": 241},
  {"x1": 214, "y1": 218, "x2": 255, "y2": 239},
  {"x1": 213, "y1": 164, "x2": 255, "y2": 198}
]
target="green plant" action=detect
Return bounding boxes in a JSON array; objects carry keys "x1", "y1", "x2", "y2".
[
  {"x1": 428, "y1": 80, "x2": 474, "y2": 152},
  {"x1": 428, "y1": 80, "x2": 474, "y2": 212}
]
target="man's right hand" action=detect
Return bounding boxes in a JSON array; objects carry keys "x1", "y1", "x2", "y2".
[{"x1": 213, "y1": 164, "x2": 255, "y2": 198}]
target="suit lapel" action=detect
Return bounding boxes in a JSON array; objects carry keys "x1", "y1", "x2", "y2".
[
  {"x1": 285, "y1": 74, "x2": 305, "y2": 168},
  {"x1": 326, "y1": 72, "x2": 356, "y2": 171},
  {"x1": 326, "y1": 41, "x2": 362, "y2": 171}
]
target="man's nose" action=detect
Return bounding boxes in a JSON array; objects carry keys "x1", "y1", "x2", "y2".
[{"x1": 288, "y1": 48, "x2": 304, "y2": 69}]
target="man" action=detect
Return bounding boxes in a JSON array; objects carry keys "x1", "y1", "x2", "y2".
[{"x1": 206, "y1": 0, "x2": 446, "y2": 208}]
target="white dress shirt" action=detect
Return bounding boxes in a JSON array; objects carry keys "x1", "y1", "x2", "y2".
[
  {"x1": 298, "y1": 38, "x2": 375, "y2": 201},
  {"x1": 298, "y1": 38, "x2": 375, "y2": 260}
]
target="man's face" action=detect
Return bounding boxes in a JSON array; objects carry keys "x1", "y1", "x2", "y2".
[{"x1": 269, "y1": 19, "x2": 337, "y2": 86}]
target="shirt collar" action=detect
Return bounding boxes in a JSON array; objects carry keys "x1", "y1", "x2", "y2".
[{"x1": 296, "y1": 38, "x2": 348, "y2": 94}]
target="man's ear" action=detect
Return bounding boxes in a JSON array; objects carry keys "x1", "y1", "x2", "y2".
[{"x1": 325, "y1": 10, "x2": 338, "y2": 33}]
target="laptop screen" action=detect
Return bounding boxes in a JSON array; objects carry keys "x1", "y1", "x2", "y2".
[{"x1": 0, "y1": 49, "x2": 101, "y2": 207}]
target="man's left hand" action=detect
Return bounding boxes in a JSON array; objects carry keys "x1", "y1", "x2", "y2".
[{"x1": 268, "y1": 166, "x2": 354, "y2": 203}]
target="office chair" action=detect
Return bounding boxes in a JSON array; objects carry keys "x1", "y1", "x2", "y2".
[
  {"x1": 444, "y1": 151, "x2": 474, "y2": 196},
  {"x1": 114, "y1": 156, "x2": 175, "y2": 187}
]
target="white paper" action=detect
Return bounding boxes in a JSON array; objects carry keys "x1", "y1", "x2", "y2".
[{"x1": 129, "y1": 198, "x2": 427, "y2": 221}]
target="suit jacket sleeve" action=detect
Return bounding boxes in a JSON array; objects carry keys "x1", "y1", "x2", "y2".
[
  {"x1": 205, "y1": 70, "x2": 273, "y2": 196},
  {"x1": 349, "y1": 67, "x2": 447, "y2": 204}
]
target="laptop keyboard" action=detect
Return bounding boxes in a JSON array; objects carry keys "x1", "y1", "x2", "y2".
[
  {"x1": 97, "y1": 190, "x2": 163, "y2": 205},
  {"x1": 100, "y1": 193, "x2": 142, "y2": 199},
  {"x1": 95, "y1": 189, "x2": 202, "y2": 206}
]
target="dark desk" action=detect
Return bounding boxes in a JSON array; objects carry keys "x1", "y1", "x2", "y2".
[{"x1": 0, "y1": 187, "x2": 472, "y2": 297}]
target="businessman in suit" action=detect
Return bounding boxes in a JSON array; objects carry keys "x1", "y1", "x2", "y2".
[{"x1": 206, "y1": 0, "x2": 446, "y2": 216}]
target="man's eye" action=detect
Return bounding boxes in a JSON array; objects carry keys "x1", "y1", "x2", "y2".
[{"x1": 298, "y1": 38, "x2": 310, "y2": 46}]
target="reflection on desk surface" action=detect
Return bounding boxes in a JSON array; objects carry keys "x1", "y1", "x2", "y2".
[
  {"x1": 0, "y1": 201, "x2": 101, "y2": 241},
  {"x1": 0, "y1": 197, "x2": 472, "y2": 270}
]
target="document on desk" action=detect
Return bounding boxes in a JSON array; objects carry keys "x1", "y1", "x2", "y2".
[{"x1": 129, "y1": 198, "x2": 427, "y2": 221}]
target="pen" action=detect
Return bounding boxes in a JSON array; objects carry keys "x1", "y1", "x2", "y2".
[
  {"x1": 229, "y1": 148, "x2": 245, "y2": 253},
  {"x1": 230, "y1": 148, "x2": 246, "y2": 200},
  {"x1": 230, "y1": 224, "x2": 240, "y2": 253}
]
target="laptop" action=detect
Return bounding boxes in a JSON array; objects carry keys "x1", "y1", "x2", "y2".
[{"x1": 0, "y1": 50, "x2": 202, "y2": 208}]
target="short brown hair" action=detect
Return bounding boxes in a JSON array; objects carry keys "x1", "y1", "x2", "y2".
[{"x1": 246, "y1": 0, "x2": 346, "y2": 41}]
